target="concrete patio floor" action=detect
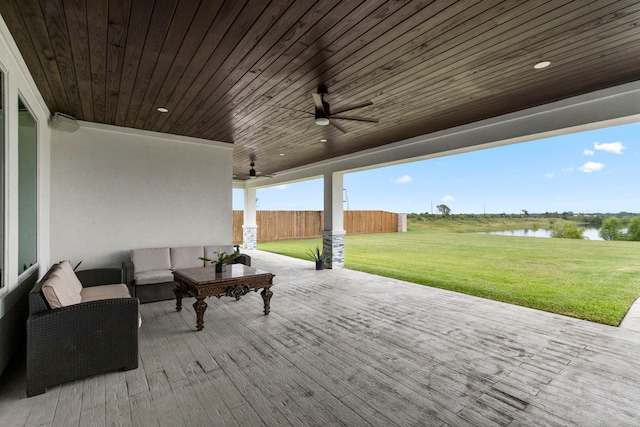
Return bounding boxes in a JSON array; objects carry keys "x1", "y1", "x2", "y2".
[{"x1": 1, "y1": 249, "x2": 640, "y2": 426}]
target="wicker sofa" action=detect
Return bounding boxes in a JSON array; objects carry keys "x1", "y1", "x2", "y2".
[
  {"x1": 27, "y1": 261, "x2": 139, "y2": 397},
  {"x1": 123, "y1": 245, "x2": 251, "y2": 303}
]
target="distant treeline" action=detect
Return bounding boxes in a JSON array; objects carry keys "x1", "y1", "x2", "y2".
[{"x1": 408, "y1": 212, "x2": 639, "y2": 228}]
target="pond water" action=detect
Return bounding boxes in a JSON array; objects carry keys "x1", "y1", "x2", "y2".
[{"x1": 475, "y1": 228, "x2": 604, "y2": 240}]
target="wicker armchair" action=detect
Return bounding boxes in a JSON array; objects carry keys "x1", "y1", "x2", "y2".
[{"x1": 26, "y1": 265, "x2": 139, "y2": 397}]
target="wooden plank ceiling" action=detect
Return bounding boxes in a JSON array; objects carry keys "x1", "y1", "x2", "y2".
[{"x1": 1, "y1": 0, "x2": 640, "y2": 178}]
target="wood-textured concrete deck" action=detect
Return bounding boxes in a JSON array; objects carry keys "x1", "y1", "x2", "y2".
[{"x1": 1, "y1": 250, "x2": 640, "y2": 426}]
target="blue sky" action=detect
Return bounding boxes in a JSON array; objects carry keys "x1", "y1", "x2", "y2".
[{"x1": 233, "y1": 122, "x2": 640, "y2": 214}]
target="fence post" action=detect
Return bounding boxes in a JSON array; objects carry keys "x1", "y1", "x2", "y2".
[{"x1": 398, "y1": 213, "x2": 407, "y2": 232}]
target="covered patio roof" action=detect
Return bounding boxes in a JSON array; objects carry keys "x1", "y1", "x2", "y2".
[
  {"x1": 2, "y1": 250, "x2": 640, "y2": 425},
  {"x1": 1, "y1": 1, "x2": 640, "y2": 180}
]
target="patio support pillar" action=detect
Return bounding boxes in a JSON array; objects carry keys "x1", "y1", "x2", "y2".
[
  {"x1": 243, "y1": 188, "x2": 257, "y2": 250},
  {"x1": 322, "y1": 170, "x2": 345, "y2": 269}
]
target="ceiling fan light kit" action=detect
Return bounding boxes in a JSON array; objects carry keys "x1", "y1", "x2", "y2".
[{"x1": 315, "y1": 117, "x2": 330, "y2": 126}]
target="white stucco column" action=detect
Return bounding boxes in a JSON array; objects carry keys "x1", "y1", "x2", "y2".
[
  {"x1": 243, "y1": 188, "x2": 257, "y2": 250},
  {"x1": 322, "y1": 170, "x2": 345, "y2": 268}
]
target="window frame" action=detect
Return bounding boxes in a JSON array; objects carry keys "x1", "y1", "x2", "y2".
[
  {"x1": 17, "y1": 94, "x2": 38, "y2": 280},
  {"x1": 0, "y1": 68, "x2": 4, "y2": 289}
]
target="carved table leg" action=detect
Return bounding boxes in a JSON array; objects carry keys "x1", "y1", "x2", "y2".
[
  {"x1": 174, "y1": 283, "x2": 184, "y2": 312},
  {"x1": 261, "y1": 287, "x2": 273, "y2": 315},
  {"x1": 193, "y1": 297, "x2": 208, "y2": 331}
]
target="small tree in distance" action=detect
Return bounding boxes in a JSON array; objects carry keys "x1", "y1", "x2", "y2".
[
  {"x1": 600, "y1": 217, "x2": 624, "y2": 241},
  {"x1": 436, "y1": 204, "x2": 451, "y2": 216},
  {"x1": 625, "y1": 216, "x2": 640, "y2": 241},
  {"x1": 551, "y1": 222, "x2": 584, "y2": 239}
]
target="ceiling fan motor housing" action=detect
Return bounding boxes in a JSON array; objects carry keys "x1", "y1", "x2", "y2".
[{"x1": 315, "y1": 95, "x2": 330, "y2": 125}]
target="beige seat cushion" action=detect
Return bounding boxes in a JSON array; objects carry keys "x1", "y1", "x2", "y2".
[
  {"x1": 80, "y1": 284, "x2": 131, "y2": 302},
  {"x1": 170, "y1": 246, "x2": 204, "y2": 269},
  {"x1": 42, "y1": 271, "x2": 82, "y2": 308},
  {"x1": 55, "y1": 260, "x2": 83, "y2": 294},
  {"x1": 131, "y1": 247, "x2": 171, "y2": 273},
  {"x1": 135, "y1": 269, "x2": 174, "y2": 285}
]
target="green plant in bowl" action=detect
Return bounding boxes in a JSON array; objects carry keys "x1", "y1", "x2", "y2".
[{"x1": 199, "y1": 251, "x2": 240, "y2": 272}]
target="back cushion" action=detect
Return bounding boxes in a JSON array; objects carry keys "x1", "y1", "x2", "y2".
[
  {"x1": 131, "y1": 247, "x2": 171, "y2": 273},
  {"x1": 170, "y1": 246, "x2": 204, "y2": 269},
  {"x1": 56, "y1": 260, "x2": 84, "y2": 294},
  {"x1": 42, "y1": 270, "x2": 82, "y2": 308}
]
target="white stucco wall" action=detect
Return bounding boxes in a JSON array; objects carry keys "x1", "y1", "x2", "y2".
[{"x1": 50, "y1": 122, "x2": 233, "y2": 269}]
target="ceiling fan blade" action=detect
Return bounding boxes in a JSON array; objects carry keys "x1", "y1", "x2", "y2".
[
  {"x1": 330, "y1": 100, "x2": 373, "y2": 115},
  {"x1": 312, "y1": 92, "x2": 326, "y2": 116},
  {"x1": 329, "y1": 119, "x2": 348, "y2": 133},
  {"x1": 270, "y1": 105, "x2": 314, "y2": 115},
  {"x1": 331, "y1": 115, "x2": 379, "y2": 123}
]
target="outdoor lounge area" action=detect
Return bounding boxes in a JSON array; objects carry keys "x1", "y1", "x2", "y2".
[
  {"x1": 1, "y1": 250, "x2": 640, "y2": 426},
  {"x1": 1, "y1": 3, "x2": 640, "y2": 426}
]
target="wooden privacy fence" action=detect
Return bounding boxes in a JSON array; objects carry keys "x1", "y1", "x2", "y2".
[{"x1": 233, "y1": 210, "x2": 400, "y2": 243}]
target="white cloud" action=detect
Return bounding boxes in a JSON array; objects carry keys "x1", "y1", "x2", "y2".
[
  {"x1": 394, "y1": 175, "x2": 412, "y2": 184},
  {"x1": 441, "y1": 194, "x2": 455, "y2": 202},
  {"x1": 562, "y1": 167, "x2": 574, "y2": 172},
  {"x1": 545, "y1": 173, "x2": 554, "y2": 179},
  {"x1": 594, "y1": 141, "x2": 625, "y2": 154},
  {"x1": 275, "y1": 184, "x2": 289, "y2": 190},
  {"x1": 578, "y1": 161, "x2": 605, "y2": 173},
  {"x1": 583, "y1": 149, "x2": 594, "y2": 156}
]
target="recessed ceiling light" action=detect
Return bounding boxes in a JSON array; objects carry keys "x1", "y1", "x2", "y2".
[
  {"x1": 534, "y1": 61, "x2": 550, "y2": 69},
  {"x1": 278, "y1": 153, "x2": 285, "y2": 156},
  {"x1": 157, "y1": 107, "x2": 169, "y2": 113},
  {"x1": 320, "y1": 138, "x2": 327, "y2": 143}
]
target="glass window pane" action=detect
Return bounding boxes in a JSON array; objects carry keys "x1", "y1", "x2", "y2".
[{"x1": 18, "y1": 97, "x2": 37, "y2": 273}]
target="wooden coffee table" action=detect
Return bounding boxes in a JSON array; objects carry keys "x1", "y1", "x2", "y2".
[{"x1": 173, "y1": 264, "x2": 274, "y2": 331}]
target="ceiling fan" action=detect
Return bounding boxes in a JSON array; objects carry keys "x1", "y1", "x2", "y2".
[
  {"x1": 274, "y1": 86, "x2": 379, "y2": 133},
  {"x1": 311, "y1": 86, "x2": 379, "y2": 133},
  {"x1": 234, "y1": 161, "x2": 274, "y2": 180}
]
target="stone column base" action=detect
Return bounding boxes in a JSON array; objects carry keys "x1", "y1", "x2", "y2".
[
  {"x1": 322, "y1": 230, "x2": 345, "y2": 269},
  {"x1": 242, "y1": 225, "x2": 257, "y2": 250}
]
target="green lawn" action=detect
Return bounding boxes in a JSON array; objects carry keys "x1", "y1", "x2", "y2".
[{"x1": 258, "y1": 231, "x2": 640, "y2": 326}]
